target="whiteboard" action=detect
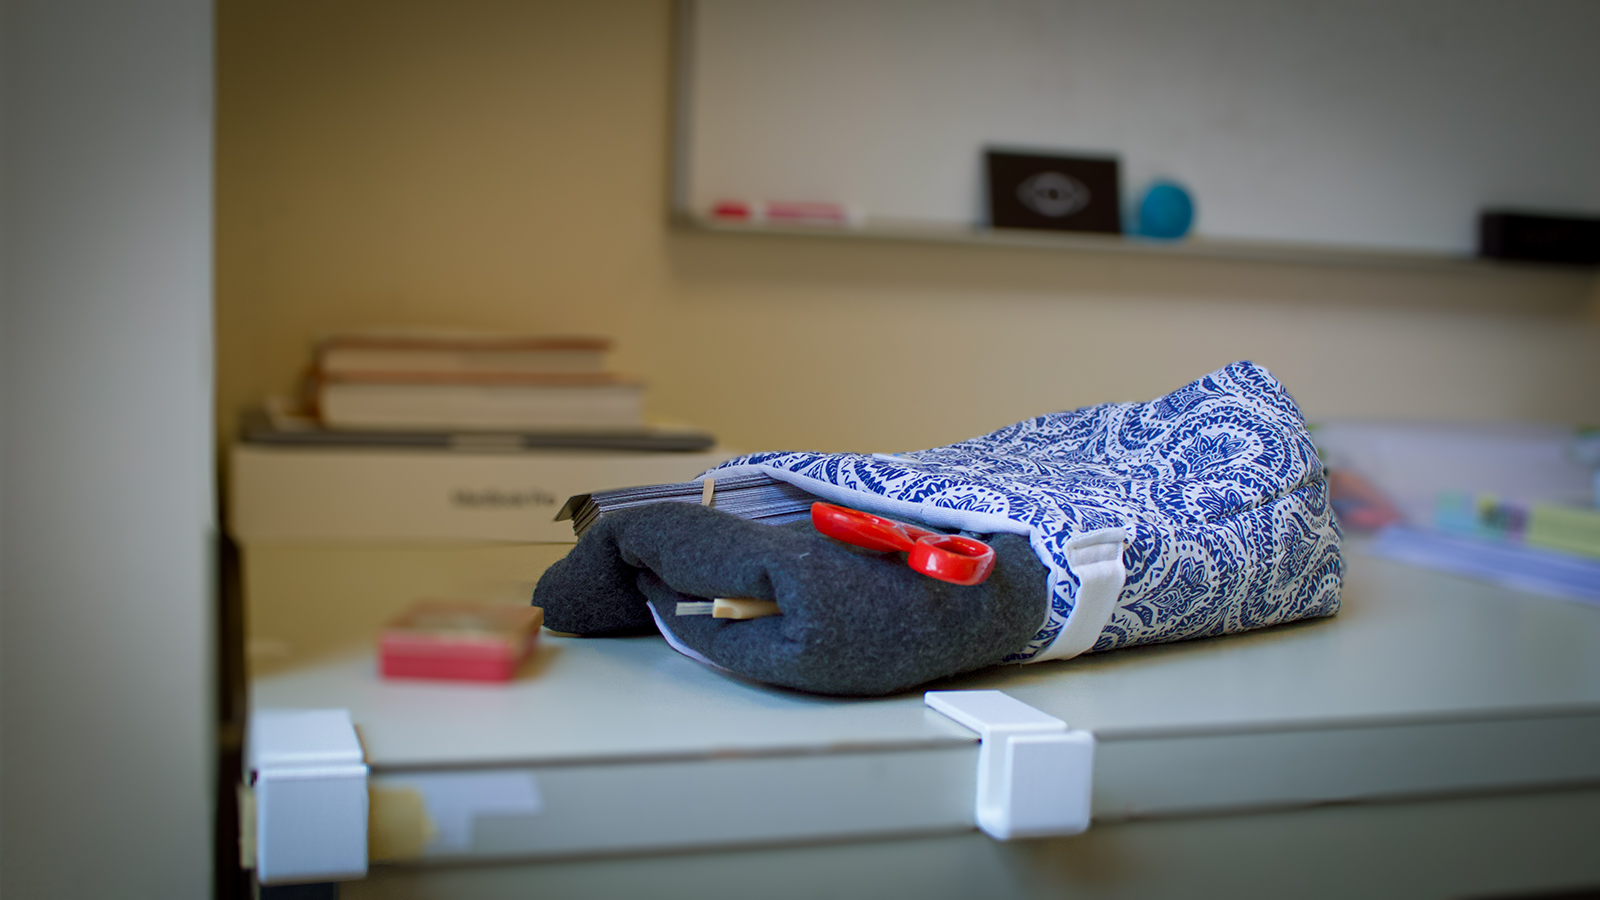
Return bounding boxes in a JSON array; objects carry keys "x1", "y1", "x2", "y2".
[{"x1": 677, "y1": 0, "x2": 1600, "y2": 254}]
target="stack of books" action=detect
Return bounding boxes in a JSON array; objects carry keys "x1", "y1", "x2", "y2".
[
  {"x1": 316, "y1": 331, "x2": 641, "y2": 432},
  {"x1": 248, "y1": 330, "x2": 714, "y2": 452}
]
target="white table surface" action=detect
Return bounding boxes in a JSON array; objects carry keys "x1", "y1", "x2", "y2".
[
  {"x1": 253, "y1": 547, "x2": 1600, "y2": 769},
  {"x1": 250, "y1": 545, "x2": 1600, "y2": 863}
]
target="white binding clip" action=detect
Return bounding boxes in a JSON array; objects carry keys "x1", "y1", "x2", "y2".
[
  {"x1": 925, "y1": 690, "x2": 1094, "y2": 840},
  {"x1": 248, "y1": 708, "x2": 369, "y2": 884}
]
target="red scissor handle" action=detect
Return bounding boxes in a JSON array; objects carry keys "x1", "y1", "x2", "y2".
[
  {"x1": 810, "y1": 502, "x2": 995, "y2": 586},
  {"x1": 810, "y1": 502, "x2": 931, "y2": 552}
]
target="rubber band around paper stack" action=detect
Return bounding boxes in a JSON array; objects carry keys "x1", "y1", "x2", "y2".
[{"x1": 379, "y1": 601, "x2": 544, "y2": 682}]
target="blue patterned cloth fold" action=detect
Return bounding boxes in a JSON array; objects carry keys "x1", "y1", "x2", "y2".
[{"x1": 705, "y1": 361, "x2": 1343, "y2": 662}]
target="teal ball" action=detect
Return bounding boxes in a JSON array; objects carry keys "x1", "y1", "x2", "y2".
[{"x1": 1137, "y1": 183, "x2": 1194, "y2": 239}]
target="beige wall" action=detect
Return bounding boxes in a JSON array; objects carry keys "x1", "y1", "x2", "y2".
[{"x1": 217, "y1": 0, "x2": 1600, "y2": 460}]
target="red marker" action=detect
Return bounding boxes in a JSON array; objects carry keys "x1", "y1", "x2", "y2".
[{"x1": 708, "y1": 200, "x2": 865, "y2": 229}]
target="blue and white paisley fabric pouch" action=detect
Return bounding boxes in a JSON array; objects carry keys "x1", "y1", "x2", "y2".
[{"x1": 703, "y1": 361, "x2": 1343, "y2": 664}]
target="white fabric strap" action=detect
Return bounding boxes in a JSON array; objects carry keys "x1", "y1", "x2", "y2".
[{"x1": 1034, "y1": 528, "x2": 1129, "y2": 663}]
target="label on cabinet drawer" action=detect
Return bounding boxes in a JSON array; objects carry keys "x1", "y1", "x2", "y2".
[{"x1": 228, "y1": 444, "x2": 734, "y2": 543}]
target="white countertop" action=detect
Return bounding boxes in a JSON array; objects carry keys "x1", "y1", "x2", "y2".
[{"x1": 254, "y1": 548, "x2": 1600, "y2": 770}]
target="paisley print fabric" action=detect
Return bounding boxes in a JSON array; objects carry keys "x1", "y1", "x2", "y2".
[{"x1": 705, "y1": 361, "x2": 1343, "y2": 663}]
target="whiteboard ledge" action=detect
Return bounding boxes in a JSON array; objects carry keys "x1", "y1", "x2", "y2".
[{"x1": 674, "y1": 213, "x2": 1599, "y2": 278}]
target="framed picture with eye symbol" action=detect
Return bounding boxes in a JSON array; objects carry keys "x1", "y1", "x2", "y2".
[{"x1": 987, "y1": 149, "x2": 1122, "y2": 234}]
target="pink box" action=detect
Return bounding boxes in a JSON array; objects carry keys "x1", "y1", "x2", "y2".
[{"x1": 379, "y1": 601, "x2": 543, "y2": 682}]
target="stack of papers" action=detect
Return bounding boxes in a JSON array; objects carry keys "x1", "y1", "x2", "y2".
[
  {"x1": 556, "y1": 472, "x2": 819, "y2": 537},
  {"x1": 1367, "y1": 526, "x2": 1600, "y2": 606}
]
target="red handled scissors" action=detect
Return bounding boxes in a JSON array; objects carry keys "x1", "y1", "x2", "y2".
[{"x1": 810, "y1": 502, "x2": 996, "y2": 586}]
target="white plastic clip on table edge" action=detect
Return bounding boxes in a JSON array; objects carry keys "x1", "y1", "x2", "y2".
[
  {"x1": 247, "y1": 708, "x2": 369, "y2": 885},
  {"x1": 924, "y1": 690, "x2": 1096, "y2": 839}
]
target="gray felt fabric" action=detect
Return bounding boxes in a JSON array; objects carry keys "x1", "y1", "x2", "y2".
[{"x1": 532, "y1": 503, "x2": 1049, "y2": 696}]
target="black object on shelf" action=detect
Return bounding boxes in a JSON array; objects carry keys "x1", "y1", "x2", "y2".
[
  {"x1": 987, "y1": 150, "x2": 1122, "y2": 235},
  {"x1": 1479, "y1": 211, "x2": 1600, "y2": 266}
]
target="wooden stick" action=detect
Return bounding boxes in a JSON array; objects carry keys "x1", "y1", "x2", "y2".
[{"x1": 711, "y1": 597, "x2": 781, "y2": 619}]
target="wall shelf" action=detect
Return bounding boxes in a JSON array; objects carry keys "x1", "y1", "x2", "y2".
[{"x1": 674, "y1": 215, "x2": 1599, "y2": 280}]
